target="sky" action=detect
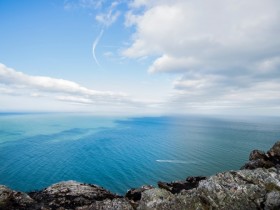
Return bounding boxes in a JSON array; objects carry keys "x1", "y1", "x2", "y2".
[{"x1": 0, "y1": 0, "x2": 280, "y2": 116}]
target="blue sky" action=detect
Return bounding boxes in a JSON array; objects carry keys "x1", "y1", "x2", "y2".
[{"x1": 1, "y1": 0, "x2": 280, "y2": 115}]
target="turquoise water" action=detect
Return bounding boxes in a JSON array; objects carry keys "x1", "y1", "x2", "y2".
[{"x1": 0, "y1": 113, "x2": 280, "y2": 194}]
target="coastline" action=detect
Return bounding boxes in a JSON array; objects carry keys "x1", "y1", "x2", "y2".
[
  {"x1": 2, "y1": 114, "x2": 280, "y2": 194},
  {"x1": 1, "y1": 141, "x2": 280, "y2": 209}
]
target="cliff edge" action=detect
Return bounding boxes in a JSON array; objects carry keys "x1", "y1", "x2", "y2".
[{"x1": 1, "y1": 141, "x2": 280, "y2": 210}]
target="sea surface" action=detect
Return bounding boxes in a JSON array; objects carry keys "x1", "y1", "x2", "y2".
[{"x1": 0, "y1": 113, "x2": 280, "y2": 194}]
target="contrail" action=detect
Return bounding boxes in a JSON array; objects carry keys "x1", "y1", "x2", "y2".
[{"x1": 92, "y1": 29, "x2": 104, "y2": 66}]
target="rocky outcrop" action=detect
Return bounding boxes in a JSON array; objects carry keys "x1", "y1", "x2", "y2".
[
  {"x1": 158, "y1": 176, "x2": 206, "y2": 194},
  {"x1": 137, "y1": 167, "x2": 280, "y2": 210},
  {"x1": 28, "y1": 181, "x2": 131, "y2": 210},
  {"x1": 241, "y1": 141, "x2": 280, "y2": 170},
  {"x1": 125, "y1": 185, "x2": 154, "y2": 202},
  {"x1": 1, "y1": 141, "x2": 280, "y2": 209},
  {"x1": 1, "y1": 181, "x2": 133, "y2": 210},
  {"x1": 125, "y1": 185, "x2": 154, "y2": 208},
  {"x1": 0, "y1": 185, "x2": 35, "y2": 209}
]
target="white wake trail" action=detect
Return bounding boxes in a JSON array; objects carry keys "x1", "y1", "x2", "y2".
[{"x1": 156, "y1": 160, "x2": 197, "y2": 164}]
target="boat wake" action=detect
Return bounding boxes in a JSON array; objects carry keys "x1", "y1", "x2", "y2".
[{"x1": 156, "y1": 160, "x2": 196, "y2": 164}]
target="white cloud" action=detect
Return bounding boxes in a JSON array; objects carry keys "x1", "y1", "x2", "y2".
[
  {"x1": 173, "y1": 75, "x2": 224, "y2": 91},
  {"x1": 56, "y1": 95, "x2": 94, "y2": 105},
  {"x1": 96, "y1": 9, "x2": 120, "y2": 27},
  {"x1": 0, "y1": 63, "x2": 143, "y2": 107},
  {"x1": 0, "y1": 85, "x2": 16, "y2": 95},
  {"x1": 30, "y1": 93, "x2": 43, "y2": 98},
  {"x1": 0, "y1": 64, "x2": 172, "y2": 115},
  {"x1": 124, "y1": 0, "x2": 280, "y2": 71},
  {"x1": 94, "y1": 1, "x2": 122, "y2": 27},
  {"x1": 0, "y1": 63, "x2": 110, "y2": 96},
  {"x1": 64, "y1": 0, "x2": 121, "y2": 27},
  {"x1": 167, "y1": 73, "x2": 280, "y2": 114},
  {"x1": 123, "y1": 0, "x2": 280, "y2": 114},
  {"x1": 124, "y1": 10, "x2": 139, "y2": 27},
  {"x1": 148, "y1": 55, "x2": 200, "y2": 73}
]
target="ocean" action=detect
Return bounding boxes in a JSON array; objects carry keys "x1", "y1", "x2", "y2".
[{"x1": 0, "y1": 113, "x2": 280, "y2": 195}]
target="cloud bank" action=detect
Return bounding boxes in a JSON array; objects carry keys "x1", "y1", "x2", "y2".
[
  {"x1": 0, "y1": 63, "x2": 142, "y2": 107},
  {"x1": 123, "y1": 0, "x2": 280, "y2": 113}
]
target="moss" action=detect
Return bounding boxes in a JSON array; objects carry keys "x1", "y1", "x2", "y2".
[{"x1": 265, "y1": 183, "x2": 280, "y2": 192}]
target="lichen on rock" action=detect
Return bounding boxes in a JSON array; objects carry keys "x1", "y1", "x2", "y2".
[{"x1": 0, "y1": 185, "x2": 35, "y2": 209}]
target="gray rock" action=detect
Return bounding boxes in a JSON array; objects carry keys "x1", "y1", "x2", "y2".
[
  {"x1": 137, "y1": 188, "x2": 176, "y2": 210},
  {"x1": 241, "y1": 159, "x2": 275, "y2": 170},
  {"x1": 264, "y1": 191, "x2": 280, "y2": 210},
  {"x1": 0, "y1": 185, "x2": 35, "y2": 210},
  {"x1": 268, "y1": 141, "x2": 280, "y2": 157},
  {"x1": 125, "y1": 185, "x2": 154, "y2": 209},
  {"x1": 158, "y1": 176, "x2": 206, "y2": 194},
  {"x1": 125, "y1": 185, "x2": 154, "y2": 202},
  {"x1": 76, "y1": 198, "x2": 133, "y2": 210},
  {"x1": 29, "y1": 180, "x2": 122, "y2": 209},
  {"x1": 249, "y1": 150, "x2": 266, "y2": 161},
  {"x1": 137, "y1": 168, "x2": 280, "y2": 210},
  {"x1": 241, "y1": 140, "x2": 280, "y2": 169}
]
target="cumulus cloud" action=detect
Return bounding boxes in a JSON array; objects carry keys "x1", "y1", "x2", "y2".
[
  {"x1": 0, "y1": 63, "x2": 144, "y2": 107},
  {"x1": 123, "y1": 0, "x2": 280, "y2": 113},
  {"x1": 124, "y1": 0, "x2": 280, "y2": 69}
]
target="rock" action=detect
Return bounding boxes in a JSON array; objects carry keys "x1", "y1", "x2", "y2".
[
  {"x1": 0, "y1": 185, "x2": 35, "y2": 210},
  {"x1": 241, "y1": 140, "x2": 280, "y2": 169},
  {"x1": 125, "y1": 185, "x2": 154, "y2": 202},
  {"x1": 267, "y1": 141, "x2": 280, "y2": 166},
  {"x1": 28, "y1": 180, "x2": 122, "y2": 209},
  {"x1": 249, "y1": 150, "x2": 266, "y2": 161},
  {"x1": 186, "y1": 176, "x2": 207, "y2": 187},
  {"x1": 137, "y1": 188, "x2": 176, "y2": 210},
  {"x1": 241, "y1": 159, "x2": 275, "y2": 170},
  {"x1": 264, "y1": 191, "x2": 280, "y2": 210},
  {"x1": 158, "y1": 181, "x2": 185, "y2": 194},
  {"x1": 158, "y1": 176, "x2": 206, "y2": 194},
  {"x1": 268, "y1": 141, "x2": 280, "y2": 157},
  {"x1": 137, "y1": 168, "x2": 280, "y2": 210},
  {"x1": 76, "y1": 198, "x2": 133, "y2": 210},
  {"x1": 125, "y1": 185, "x2": 154, "y2": 209},
  {"x1": 193, "y1": 169, "x2": 268, "y2": 209}
]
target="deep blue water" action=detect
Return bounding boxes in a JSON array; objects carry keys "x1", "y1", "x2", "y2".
[{"x1": 0, "y1": 113, "x2": 280, "y2": 194}]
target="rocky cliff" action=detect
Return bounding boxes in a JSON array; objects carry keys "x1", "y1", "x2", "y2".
[{"x1": 1, "y1": 141, "x2": 280, "y2": 210}]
